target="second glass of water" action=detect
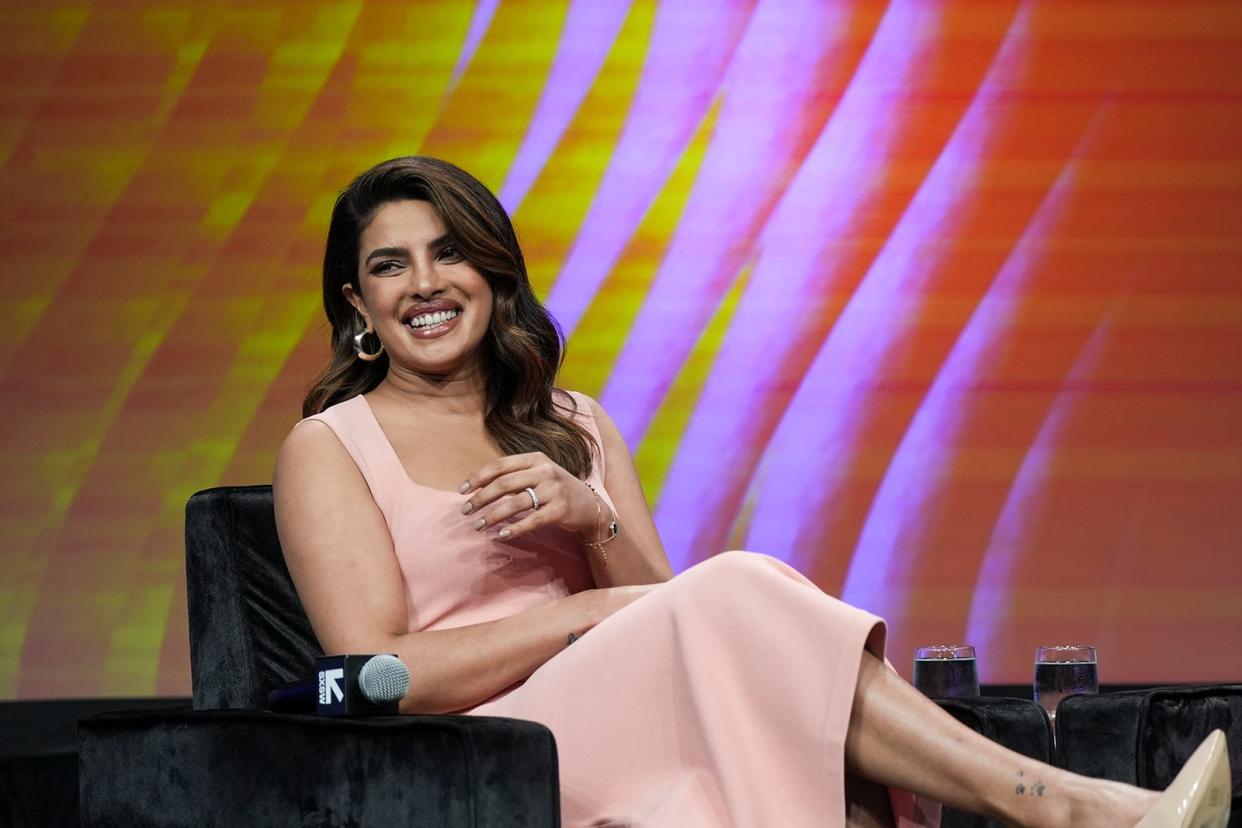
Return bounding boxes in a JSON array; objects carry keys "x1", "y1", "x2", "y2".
[
  {"x1": 1034, "y1": 645, "x2": 1098, "y2": 730},
  {"x1": 913, "y1": 645, "x2": 980, "y2": 699}
]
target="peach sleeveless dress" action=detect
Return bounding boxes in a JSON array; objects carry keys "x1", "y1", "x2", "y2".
[{"x1": 308, "y1": 391, "x2": 933, "y2": 827}]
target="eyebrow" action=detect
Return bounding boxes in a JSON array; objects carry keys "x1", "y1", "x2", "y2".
[
  {"x1": 364, "y1": 245, "x2": 407, "y2": 265},
  {"x1": 364, "y1": 234, "x2": 453, "y2": 265}
]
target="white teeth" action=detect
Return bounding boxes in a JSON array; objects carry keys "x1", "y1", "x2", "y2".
[{"x1": 407, "y1": 309, "x2": 460, "y2": 328}]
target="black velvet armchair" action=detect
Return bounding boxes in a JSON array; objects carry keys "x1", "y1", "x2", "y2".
[
  {"x1": 1057, "y1": 686, "x2": 1242, "y2": 825},
  {"x1": 77, "y1": 486, "x2": 561, "y2": 827}
]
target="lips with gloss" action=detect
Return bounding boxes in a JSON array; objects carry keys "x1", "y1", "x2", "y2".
[{"x1": 404, "y1": 307, "x2": 462, "y2": 339}]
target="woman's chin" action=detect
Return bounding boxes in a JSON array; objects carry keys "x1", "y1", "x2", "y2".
[{"x1": 388, "y1": 351, "x2": 482, "y2": 382}]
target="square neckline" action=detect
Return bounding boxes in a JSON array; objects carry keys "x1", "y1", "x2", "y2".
[
  {"x1": 351, "y1": 389, "x2": 606, "y2": 496},
  {"x1": 356, "y1": 394, "x2": 471, "y2": 497}
]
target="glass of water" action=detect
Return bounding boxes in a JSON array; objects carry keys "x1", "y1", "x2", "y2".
[
  {"x1": 913, "y1": 645, "x2": 980, "y2": 699},
  {"x1": 1034, "y1": 645, "x2": 1098, "y2": 731}
]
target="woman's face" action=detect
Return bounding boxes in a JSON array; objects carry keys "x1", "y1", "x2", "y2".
[{"x1": 345, "y1": 199, "x2": 494, "y2": 377}]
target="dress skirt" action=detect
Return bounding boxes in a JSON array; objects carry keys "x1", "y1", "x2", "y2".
[{"x1": 470, "y1": 551, "x2": 930, "y2": 827}]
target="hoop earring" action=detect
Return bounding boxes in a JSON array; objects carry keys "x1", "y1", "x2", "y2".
[{"x1": 353, "y1": 329, "x2": 385, "y2": 362}]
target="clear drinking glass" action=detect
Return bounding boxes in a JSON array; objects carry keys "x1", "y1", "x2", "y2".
[
  {"x1": 913, "y1": 645, "x2": 980, "y2": 699},
  {"x1": 1033, "y1": 645, "x2": 1098, "y2": 732}
]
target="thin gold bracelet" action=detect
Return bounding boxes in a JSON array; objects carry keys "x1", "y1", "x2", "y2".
[{"x1": 581, "y1": 482, "x2": 619, "y2": 565}]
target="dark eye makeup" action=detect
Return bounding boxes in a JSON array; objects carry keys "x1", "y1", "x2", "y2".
[
  {"x1": 369, "y1": 259, "x2": 402, "y2": 275},
  {"x1": 364, "y1": 241, "x2": 464, "y2": 275}
]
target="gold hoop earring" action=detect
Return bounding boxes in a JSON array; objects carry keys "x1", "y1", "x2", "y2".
[{"x1": 353, "y1": 329, "x2": 385, "y2": 362}]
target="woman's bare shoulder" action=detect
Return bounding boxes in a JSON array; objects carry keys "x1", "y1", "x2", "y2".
[
  {"x1": 274, "y1": 418, "x2": 364, "y2": 499},
  {"x1": 553, "y1": 388, "x2": 607, "y2": 419},
  {"x1": 278, "y1": 418, "x2": 339, "y2": 467}
]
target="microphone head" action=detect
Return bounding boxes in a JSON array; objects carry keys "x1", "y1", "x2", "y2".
[{"x1": 358, "y1": 654, "x2": 410, "y2": 704}]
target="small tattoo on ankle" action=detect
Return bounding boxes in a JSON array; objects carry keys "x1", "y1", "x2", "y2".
[{"x1": 1015, "y1": 779, "x2": 1046, "y2": 797}]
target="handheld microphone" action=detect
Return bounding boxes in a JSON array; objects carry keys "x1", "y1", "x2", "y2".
[{"x1": 268, "y1": 654, "x2": 410, "y2": 717}]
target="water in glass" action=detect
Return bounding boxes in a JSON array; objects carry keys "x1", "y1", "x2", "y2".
[
  {"x1": 1033, "y1": 645, "x2": 1098, "y2": 729},
  {"x1": 913, "y1": 645, "x2": 980, "y2": 699}
]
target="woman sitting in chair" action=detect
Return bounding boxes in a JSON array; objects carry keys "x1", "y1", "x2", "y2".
[{"x1": 273, "y1": 156, "x2": 1229, "y2": 827}]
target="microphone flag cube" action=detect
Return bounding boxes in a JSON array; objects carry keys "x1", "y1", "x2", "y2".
[{"x1": 315, "y1": 654, "x2": 407, "y2": 717}]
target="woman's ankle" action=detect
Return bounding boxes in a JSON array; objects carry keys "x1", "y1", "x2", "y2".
[
  {"x1": 1060, "y1": 776, "x2": 1157, "y2": 828},
  {"x1": 969, "y1": 764, "x2": 1070, "y2": 827}
]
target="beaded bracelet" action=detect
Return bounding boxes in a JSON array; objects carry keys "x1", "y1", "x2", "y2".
[{"x1": 581, "y1": 482, "x2": 619, "y2": 564}]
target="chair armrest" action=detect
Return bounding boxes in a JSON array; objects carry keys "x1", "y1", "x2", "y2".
[
  {"x1": 1055, "y1": 691, "x2": 1146, "y2": 783},
  {"x1": 934, "y1": 697, "x2": 1053, "y2": 828},
  {"x1": 79, "y1": 708, "x2": 559, "y2": 828}
]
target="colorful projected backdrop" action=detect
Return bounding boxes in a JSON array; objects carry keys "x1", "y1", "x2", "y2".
[{"x1": 1, "y1": 0, "x2": 1240, "y2": 699}]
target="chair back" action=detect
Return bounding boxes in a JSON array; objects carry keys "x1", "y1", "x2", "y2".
[{"x1": 185, "y1": 485, "x2": 320, "y2": 709}]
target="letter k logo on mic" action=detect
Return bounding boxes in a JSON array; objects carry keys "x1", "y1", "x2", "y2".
[
  {"x1": 318, "y1": 667, "x2": 345, "y2": 705},
  {"x1": 270, "y1": 654, "x2": 410, "y2": 716}
]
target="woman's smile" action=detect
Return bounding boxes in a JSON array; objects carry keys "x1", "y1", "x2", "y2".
[{"x1": 402, "y1": 300, "x2": 464, "y2": 340}]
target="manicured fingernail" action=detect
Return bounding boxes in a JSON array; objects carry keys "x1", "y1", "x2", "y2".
[
  {"x1": 474, "y1": 518, "x2": 485, "y2": 531},
  {"x1": 498, "y1": 529, "x2": 511, "y2": 539},
  {"x1": 458, "y1": 481, "x2": 471, "y2": 494},
  {"x1": 461, "y1": 502, "x2": 473, "y2": 515}
]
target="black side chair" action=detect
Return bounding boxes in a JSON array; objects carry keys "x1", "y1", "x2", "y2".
[
  {"x1": 78, "y1": 486, "x2": 561, "y2": 827},
  {"x1": 1058, "y1": 685, "x2": 1242, "y2": 826},
  {"x1": 934, "y1": 696, "x2": 1054, "y2": 828}
]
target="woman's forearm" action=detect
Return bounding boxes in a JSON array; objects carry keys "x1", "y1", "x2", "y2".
[
  {"x1": 583, "y1": 525, "x2": 672, "y2": 588},
  {"x1": 384, "y1": 588, "x2": 611, "y2": 714}
]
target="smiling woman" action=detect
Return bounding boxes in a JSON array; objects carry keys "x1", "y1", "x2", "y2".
[
  {"x1": 303, "y1": 157, "x2": 596, "y2": 482},
  {"x1": 270, "y1": 156, "x2": 1228, "y2": 827}
]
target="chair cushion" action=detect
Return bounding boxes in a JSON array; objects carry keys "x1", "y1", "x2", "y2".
[
  {"x1": 79, "y1": 708, "x2": 560, "y2": 827},
  {"x1": 186, "y1": 486, "x2": 320, "y2": 710}
]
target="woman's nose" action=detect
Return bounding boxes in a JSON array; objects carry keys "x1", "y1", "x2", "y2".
[{"x1": 407, "y1": 258, "x2": 447, "y2": 299}]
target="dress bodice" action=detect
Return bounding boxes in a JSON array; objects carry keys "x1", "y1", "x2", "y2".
[{"x1": 304, "y1": 391, "x2": 609, "y2": 633}]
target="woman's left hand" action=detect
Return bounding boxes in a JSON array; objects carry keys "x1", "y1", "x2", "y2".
[{"x1": 459, "y1": 452, "x2": 599, "y2": 542}]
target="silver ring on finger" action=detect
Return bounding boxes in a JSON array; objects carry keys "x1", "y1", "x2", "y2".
[{"x1": 525, "y1": 486, "x2": 540, "y2": 511}]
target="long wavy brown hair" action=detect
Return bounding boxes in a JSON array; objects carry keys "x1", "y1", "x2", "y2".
[{"x1": 303, "y1": 156, "x2": 596, "y2": 478}]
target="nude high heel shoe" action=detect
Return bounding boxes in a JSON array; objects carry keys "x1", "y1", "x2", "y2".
[{"x1": 1136, "y1": 729, "x2": 1232, "y2": 827}]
